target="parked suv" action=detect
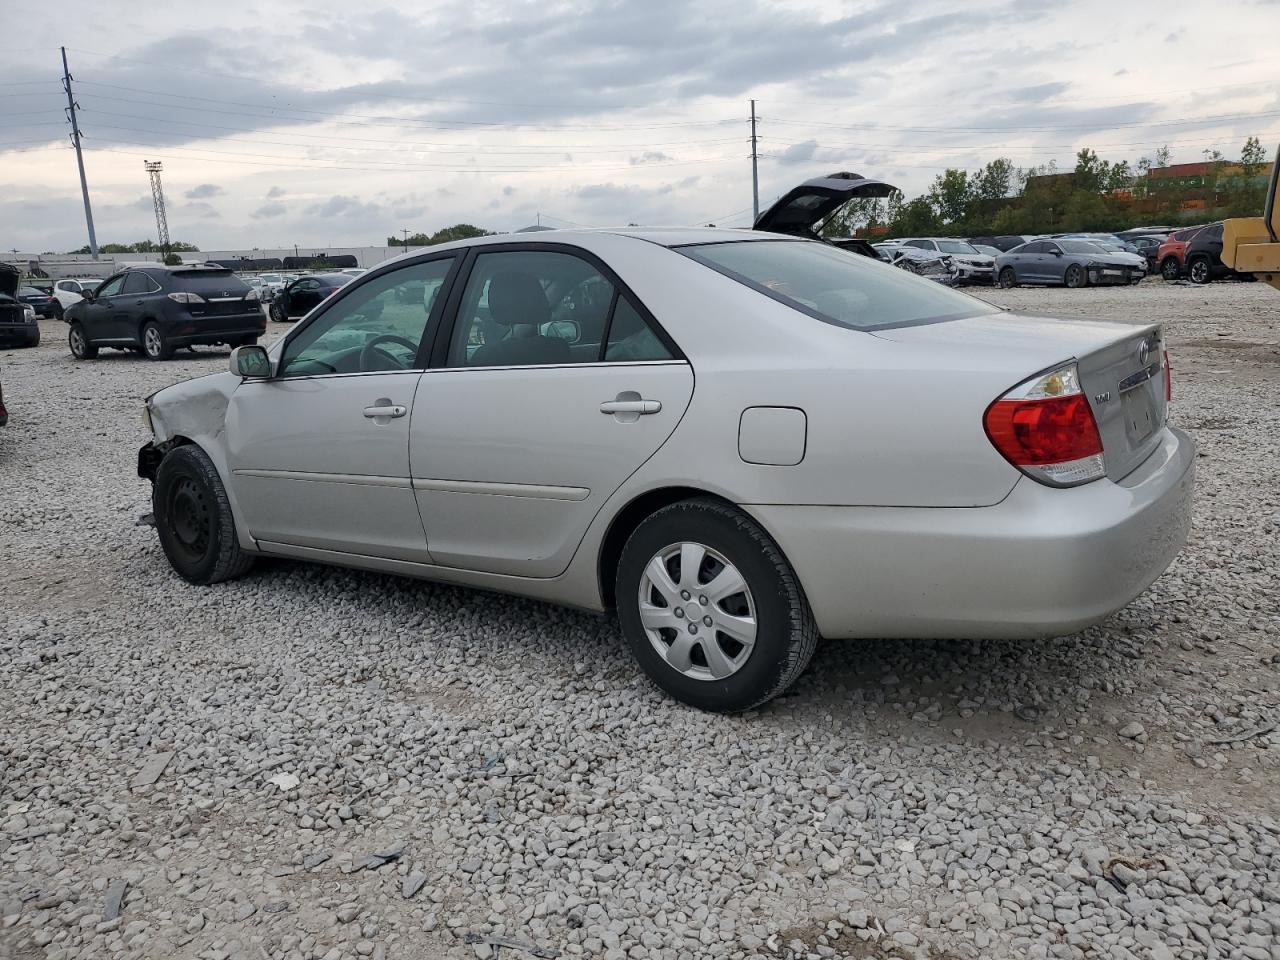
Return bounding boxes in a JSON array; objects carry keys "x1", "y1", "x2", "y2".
[
  {"x1": 63, "y1": 266, "x2": 265, "y2": 360},
  {"x1": 1, "y1": 264, "x2": 41, "y2": 348},
  {"x1": 51, "y1": 278, "x2": 100, "y2": 317},
  {"x1": 1182, "y1": 222, "x2": 1242, "y2": 284},
  {"x1": 1157, "y1": 226, "x2": 1206, "y2": 281}
]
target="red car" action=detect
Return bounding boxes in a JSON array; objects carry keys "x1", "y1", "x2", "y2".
[{"x1": 1157, "y1": 225, "x2": 1207, "y2": 281}]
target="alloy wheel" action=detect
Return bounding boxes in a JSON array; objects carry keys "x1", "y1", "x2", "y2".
[
  {"x1": 637, "y1": 541, "x2": 757, "y2": 681},
  {"x1": 1161, "y1": 259, "x2": 1180, "y2": 281},
  {"x1": 145, "y1": 326, "x2": 163, "y2": 358},
  {"x1": 1189, "y1": 259, "x2": 1210, "y2": 284},
  {"x1": 69, "y1": 327, "x2": 86, "y2": 357}
]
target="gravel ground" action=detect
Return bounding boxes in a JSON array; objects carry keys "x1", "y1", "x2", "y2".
[{"x1": 2, "y1": 281, "x2": 1278, "y2": 960}]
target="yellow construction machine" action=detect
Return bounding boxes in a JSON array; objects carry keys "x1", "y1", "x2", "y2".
[{"x1": 1222, "y1": 147, "x2": 1280, "y2": 291}]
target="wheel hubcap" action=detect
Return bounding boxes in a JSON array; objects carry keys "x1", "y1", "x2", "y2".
[{"x1": 637, "y1": 541, "x2": 757, "y2": 681}]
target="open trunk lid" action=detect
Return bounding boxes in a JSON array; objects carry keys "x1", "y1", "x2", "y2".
[
  {"x1": 754, "y1": 172, "x2": 897, "y2": 238},
  {"x1": 0, "y1": 264, "x2": 19, "y2": 299},
  {"x1": 874, "y1": 312, "x2": 1168, "y2": 482}
]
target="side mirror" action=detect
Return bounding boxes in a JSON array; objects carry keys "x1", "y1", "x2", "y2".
[
  {"x1": 231, "y1": 344, "x2": 273, "y2": 379},
  {"x1": 81, "y1": 288, "x2": 96, "y2": 301},
  {"x1": 1051, "y1": 249, "x2": 1064, "y2": 256},
  {"x1": 542, "y1": 319, "x2": 581, "y2": 343}
]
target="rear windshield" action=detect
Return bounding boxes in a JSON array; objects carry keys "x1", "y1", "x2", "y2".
[
  {"x1": 680, "y1": 239, "x2": 995, "y2": 330},
  {"x1": 172, "y1": 270, "x2": 251, "y2": 295}
]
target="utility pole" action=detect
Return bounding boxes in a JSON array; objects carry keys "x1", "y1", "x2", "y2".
[
  {"x1": 61, "y1": 47, "x2": 98, "y2": 260},
  {"x1": 750, "y1": 99, "x2": 759, "y2": 224},
  {"x1": 144, "y1": 161, "x2": 171, "y2": 261},
  {"x1": 401, "y1": 228, "x2": 410, "y2": 253}
]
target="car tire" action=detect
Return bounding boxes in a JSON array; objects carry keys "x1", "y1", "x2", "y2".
[
  {"x1": 1160, "y1": 257, "x2": 1181, "y2": 281},
  {"x1": 1188, "y1": 257, "x2": 1212, "y2": 285},
  {"x1": 1064, "y1": 264, "x2": 1085, "y2": 288},
  {"x1": 53, "y1": 303, "x2": 64, "y2": 321},
  {"x1": 270, "y1": 300, "x2": 288, "y2": 323},
  {"x1": 68, "y1": 322, "x2": 97, "y2": 359},
  {"x1": 153, "y1": 444, "x2": 255, "y2": 585},
  {"x1": 26, "y1": 327, "x2": 41, "y2": 348},
  {"x1": 142, "y1": 321, "x2": 173, "y2": 360},
  {"x1": 615, "y1": 497, "x2": 819, "y2": 712},
  {"x1": 998, "y1": 267, "x2": 1017, "y2": 289}
]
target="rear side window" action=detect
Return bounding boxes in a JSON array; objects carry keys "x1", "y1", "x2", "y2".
[
  {"x1": 123, "y1": 273, "x2": 155, "y2": 294},
  {"x1": 172, "y1": 270, "x2": 251, "y2": 297},
  {"x1": 681, "y1": 240, "x2": 994, "y2": 331}
]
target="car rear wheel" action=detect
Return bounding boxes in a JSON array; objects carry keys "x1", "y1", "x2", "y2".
[
  {"x1": 1064, "y1": 264, "x2": 1085, "y2": 288},
  {"x1": 615, "y1": 498, "x2": 819, "y2": 712},
  {"x1": 68, "y1": 322, "x2": 97, "y2": 359},
  {"x1": 142, "y1": 321, "x2": 173, "y2": 360},
  {"x1": 1188, "y1": 257, "x2": 1212, "y2": 285},
  {"x1": 153, "y1": 444, "x2": 255, "y2": 585},
  {"x1": 998, "y1": 267, "x2": 1017, "y2": 289},
  {"x1": 1160, "y1": 257, "x2": 1181, "y2": 281}
]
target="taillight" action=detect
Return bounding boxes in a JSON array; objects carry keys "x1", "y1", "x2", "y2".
[
  {"x1": 167, "y1": 292, "x2": 206, "y2": 304},
  {"x1": 1162, "y1": 348, "x2": 1172, "y2": 401},
  {"x1": 244, "y1": 288, "x2": 259, "y2": 302},
  {"x1": 984, "y1": 363, "x2": 1105, "y2": 487}
]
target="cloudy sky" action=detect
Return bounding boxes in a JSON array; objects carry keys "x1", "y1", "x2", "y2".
[{"x1": 2, "y1": 0, "x2": 1278, "y2": 253}]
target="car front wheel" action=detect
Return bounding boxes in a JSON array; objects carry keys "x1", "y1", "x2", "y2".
[
  {"x1": 142, "y1": 321, "x2": 173, "y2": 360},
  {"x1": 616, "y1": 498, "x2": 819, "y2": 712},
  {"x1": 1188, "y1": 258, "x2": 1212, "y2": 284},
  {"x1": 68, "y1": 322, "x2": 97, "y2": 359},
  {"x1": 998, "y1": 267, "x2": 1017, "y2": 288},
  {"x1": 153, "y1": 444, "x2": 255, "y2": 585}
]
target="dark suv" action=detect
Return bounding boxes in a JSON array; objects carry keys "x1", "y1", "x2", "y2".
[
  {"x1": 64, "y1": 265, "x2": 265, "y2": 360},
  {"x1": 1183, "y1": 222, "x2": 1243, "y2": 284},
  {"x1": 1, "y1": 263, "x2": 41, "y2": 348}
]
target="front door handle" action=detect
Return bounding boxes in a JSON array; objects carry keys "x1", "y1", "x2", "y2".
[
  {"x1": 600, "y1": 391, "x2": 661, "y2": 423},
  {"x1": 363, "y1": 401, "x2": 407, "y2": 420}
]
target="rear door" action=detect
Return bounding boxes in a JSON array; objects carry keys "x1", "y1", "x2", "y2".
[
  {"x1": 119, "y1": 271, "x2": 157, "y2": 339},
  {"x1": 409, "y1": 244, "x2": 694, "y2": 578}
]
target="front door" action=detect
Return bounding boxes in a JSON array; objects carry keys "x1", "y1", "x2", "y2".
[
  {"x1": 81, "y1": 273, "x2": 125, "y2": 343},
  {"x1": 410, "y1": 246, "x2": 694, "y2": 578},
  {"x1": 287, "y1": 278, "x2": 322, "y2": 317},
  {"x1": 225, "y1": 255, "x2": 457, "y2": 561}
]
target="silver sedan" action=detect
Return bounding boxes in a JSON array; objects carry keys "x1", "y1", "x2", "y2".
[{"x1": 139, "y1": 227, "x2": 1194, "y2": 712}]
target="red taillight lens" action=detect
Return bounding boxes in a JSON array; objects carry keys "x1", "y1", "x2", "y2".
[
  {"x1": 985, "y1": 393, "x2": 1102, "y2": 465},
  {"x1": 984, "y1": 363, "x2": 1106, "y2": 487},
  {"x1": 1163, "y1": 349, "x2": 1172, "y2": 401}
]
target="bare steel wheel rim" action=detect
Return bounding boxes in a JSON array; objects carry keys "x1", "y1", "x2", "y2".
[
  {"x1": 145, "y1": 326, "x2": 162, "y2": 356},
  {"x1": 637, "y1": 541, "x2": 757, "y2": 682}
]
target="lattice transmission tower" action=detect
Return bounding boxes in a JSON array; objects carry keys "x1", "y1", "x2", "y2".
[{"x1": 144, "y1": 161, "x2": 170, "y2": 259}]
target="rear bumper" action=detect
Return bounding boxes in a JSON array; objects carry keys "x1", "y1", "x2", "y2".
[
  {"x1": 746, "y1": 426, "x2": 1195, "y2": 640},
  {"x1": 167, "y1": 311, "x2": 265, "y2": 345}
]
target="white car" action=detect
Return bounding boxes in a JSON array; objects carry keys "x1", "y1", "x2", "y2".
[
  {"x1": 897, "y1": 238, "x2": 996, "y2": 283},
  {"x1": 138, "y1": 197, "x2": 1193, "y2": 712},
  {"x1": 51, "y1": 278, "x2": 99, "y2": 316}
]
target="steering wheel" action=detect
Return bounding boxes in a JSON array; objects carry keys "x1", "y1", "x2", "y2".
[{"x1": 359, "y1": 334, "x2": 419, "y2": 371}]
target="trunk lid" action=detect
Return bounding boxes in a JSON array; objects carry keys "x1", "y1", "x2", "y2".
[
  {"x1": 874, "y1": 312, "x2": 1167, "y2": 482},
  {"x1": 754, "y1": 172, "x2": 898, "y2": 238}
]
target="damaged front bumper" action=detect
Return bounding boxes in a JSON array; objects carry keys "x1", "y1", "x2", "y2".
[{"x1": 138, "y1": 441, "x2": 164, "y2": 482}]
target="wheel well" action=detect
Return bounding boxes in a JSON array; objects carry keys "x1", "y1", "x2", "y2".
[{"x1": 597, "y1": 486, "x2": 736, "y2": 609}]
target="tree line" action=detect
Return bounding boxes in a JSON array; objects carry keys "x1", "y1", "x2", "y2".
[
  {"x1": 387, "y1": 224, "x2": 493, "y2": 247},
  {"x1": 822, "y1": 136, "x2": 1271, "y2": 239}
]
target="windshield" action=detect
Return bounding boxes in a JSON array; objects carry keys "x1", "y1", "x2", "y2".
[
  {"x1": 1059, "y1": 240, "x2": 1107, "y2": 254},
  {"x1": 936, "y1": 240, "x2": 979, "y2": 254},
  {"x1": 680, "y1": 240, "x2": 994, "y2": 331}
]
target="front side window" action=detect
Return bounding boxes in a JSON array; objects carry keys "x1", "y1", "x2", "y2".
[
  {"x1": 279, "y1": 257, "x2": 454, "y2": 377},
  {"x1": 96, "y1": 275, "x2": 126, "y2": 298},
  {"x1": 448, "y1": 250, "x2": 622, "y2": 367},
  {"x1": 680, "y1": 240, "x2": 994, "y2": 331}
]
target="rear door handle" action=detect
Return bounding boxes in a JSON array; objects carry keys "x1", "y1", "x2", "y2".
[
  {"x1": 363, "y1": 402, "x2": 407, "y2": 419},
  {"x1": 600, "y1": 399, "x2": 661, "y2": 415}
]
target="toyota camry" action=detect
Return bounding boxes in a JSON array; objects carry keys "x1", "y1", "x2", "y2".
[{"x1": 138, "y1": 207, "x2": 1193, "y2": 712}]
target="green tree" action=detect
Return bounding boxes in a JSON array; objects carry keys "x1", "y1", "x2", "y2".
[
  {"x1": 1241, "y1": 135, "x2": 1266, "y2": 175},
  {"x1": 163, "y1": 253, "x2": 183, "y2": 266},
  {"x1": 927, "y1": 169, "x2": 971, "y2": 225},
  {"x1": 388, "y1": 223, "x2": 493, "y2": 247}
]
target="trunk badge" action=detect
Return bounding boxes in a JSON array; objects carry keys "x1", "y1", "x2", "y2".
[{"x1": 1094, "y1": 391, "x2": 1112, "y2": 404}]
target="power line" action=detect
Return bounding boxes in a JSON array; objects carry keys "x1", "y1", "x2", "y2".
[{"x1": 763, "y1": 108, "x2": 1280, "y2": 133}]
